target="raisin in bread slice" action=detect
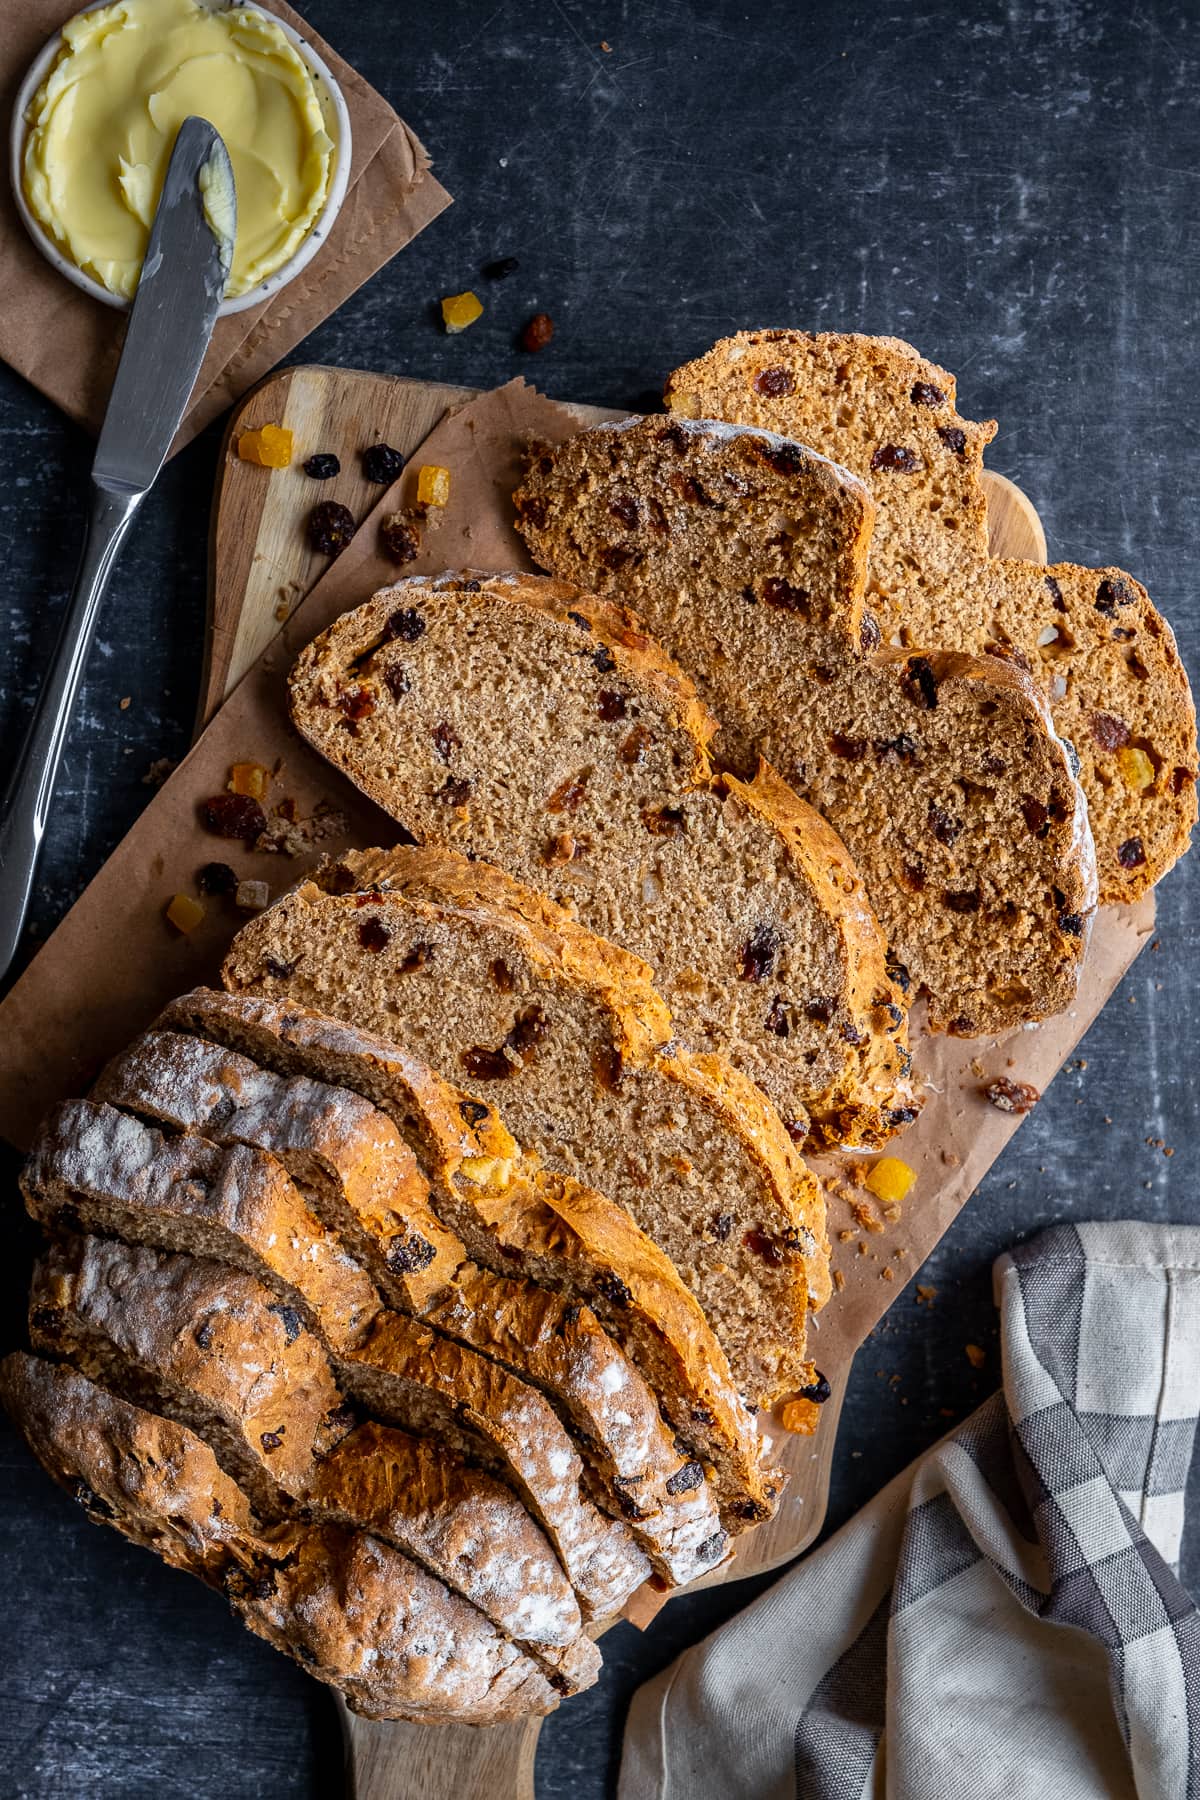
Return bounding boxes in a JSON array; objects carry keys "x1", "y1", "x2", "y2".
[
  {"x1": 308, "y1": 1421, "x2": 600, "y2": 1691},
  {"x1": 515, "y1": 416, "x2": 1097, "y2": 1036},
  {"x1": 29, "y1": 1236, "x2": 348, "y2": 1517},
  {"x1": 288, "y1": 571, "x2": 917, "y2": 1151},
  {"x1": 0, "y1": 1352, "x2": 260, "y2": 1580},
  {"x1": 95, "y1": 1021, "x2": 725, "y2": 1583},
  {"x1": 337, "y1": 1310, "x2": 650, "y2": 1621},
  {"x1": 93, "y1": 1029, "x2": 463, "y2": 1312},
  {"x1": 663, "y1": 330, "x2": 1198, "y2": 900},
  {"x1": 226, "y1": 1525, "x2": 559, "y2": 1723},
  {"x1": 23, "y1": 1100, "x2": 380, "y2": 1350},
  {"x1": 159, "y1": 990, "x2": 779, "y2": 1529},
  {"x1": 222, "y1": 850, "x2": 828, "y2": 1407}
]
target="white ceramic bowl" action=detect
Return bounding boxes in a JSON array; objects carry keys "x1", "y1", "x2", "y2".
[{"x1": 9, "y1": 0, "x2": 352, "y2": 317}]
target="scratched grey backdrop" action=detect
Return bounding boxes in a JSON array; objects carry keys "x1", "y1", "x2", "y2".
[{"x1": 2, "y1": 0, "x2": 1199, "y2": 1794}]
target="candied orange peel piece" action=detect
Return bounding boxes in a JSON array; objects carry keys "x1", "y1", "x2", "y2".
[
  {"x1": 779, "y1": 1397, "x2": 822, "y2": 1435},
  {"x1": 237, "y1": 424, "x2": 294, "y2": 468},
  {"x1": 441, "y1": 291, "x2": 483, "y2": 333},
  {"x1": 230, "y1": 761, "x2": 269, "y2": 799},
  {"x1": 165, "y1": 893, "x2": 205, "y2": 934},
  {"x1": 864, "y1": 1155, "x2": 916, "y2": 1205},
  {"x1": 416, "y1": 464, "x2": 452, "y2": 508}
]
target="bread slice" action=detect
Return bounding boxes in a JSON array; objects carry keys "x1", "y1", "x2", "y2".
[
  {"x1": 288, "y1": 570, "x2": 918, "y2": 1151},
  {"x1": 95, "y1": 1019, "x2": 725, "y2": 1582},
  {"x1": 22, "y1": 1100, "x2": 381, "y2": 1350},
  {"x1": 226, "y1": 1525, "x2": 559, "y2": 1723},
  {"x1": 421, "y1": 1266, "x2": 727, "y2": 1584},
  {"x1": 515, "y1": 415, "x2": 1097, "y2": 1035},
  {"x1": 159, "y1": 990, "x2": 779, "y2": 1529},
  {"x1": 337, "y1": 1310, "x2": 650, "y2": 1621},
  {"x1": 222, "y1": 850, "x2": 828, "y2": 1407},
  {"x1": 0, "y1": 1351, "x2": 260, "y2": 1580},
  {"x1": 29, "y1": 1236, "x2": 348, "y2": 1517},
  {"x1": 92, "y1": 1030, "x2": 464, "y2": 1313},
  {"x1": 662, "y1": 330, "x2": 1198, "y2": 901},
  {"x1": 307, "y1": 1419, "x2": 599, "y2": 1691}
]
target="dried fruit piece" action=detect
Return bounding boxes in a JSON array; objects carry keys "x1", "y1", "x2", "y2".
[
  {"x1": 165, "y1": 893, "x2": 205, "y2": 934},
  {"x1": 864, "y1": 1156, "x2": 915, "y2": 1204},
  {"x1": 779, "y1": 1396, "x2": 821, "y2": 1434},
  {"x1": 235, "y1": 880, "x2": 271, "y2": 913},
  {"x1": 380, "y1": 511, "x2": 422, "y2": 565},
  {"x1": 303, "y1": 453, "x2": 340, "y2": 479},
  {"x1": 308, "y1": 501, "x2": 355, "y2": 556},
  {"x1": 965, "y1": 1344, "x2": 987, "y2": 1369},
  {"x1": 753, "y1": 365, "x2": 795, "y2": 397},
  {"x1": 982, "y1": 1077, "x2": 1039, "y2": 1114},
  {"x1": 196, "y1": 862, "x2": 237, "y2": 895},
  {"x1": 1117, "y1": 746, "x2": 1155, "y2": 792},
  {"x1": 237, "y1": 424, "x2": 293, "y2": 468},
  {"x1": 910, "y1": 380, "x2": 946, "y2": 406},
  {"x1": 1089, "y1": 711, "x2": 1131, "y2": 751},
  {"x1": 521, "y1": 312, "x2": 554, "y2": 352},
  {"x1": 415, "y1": 464, "x2": 452, "y2": 508},
  {"x1": 740, "y1": 923, "x2": 779, "y2": 982},
  {"x1": 229, "y1": 762, "x2": 269, "y2": 799},
  {"x1": 870, "y1": 444, "x2": 922, "y2": 473},
  {"x1": 200, "y1": 793, "x2": 267, "y2": 843},
  {"x1": 1118, "y1": 836, "x2": 1147, "y2": 870},
  {"x1": 362, "y1": 443, "x2": 406, "y2": 485},
  {"x1": 442, "y1": 291, "x2": 484, "y2": 333}
]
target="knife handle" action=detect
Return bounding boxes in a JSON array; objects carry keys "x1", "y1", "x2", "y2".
[{"x1": 0, "y1": 483, "x2": 143, "y2": 982}]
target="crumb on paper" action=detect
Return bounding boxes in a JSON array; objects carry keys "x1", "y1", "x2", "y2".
[
  {"x1": 940, "y1": 1148, "x2": 961, "y2": 1167},
  {"x1": 255, "y1": 798, "x2": 348, "y2": 857},
  {"x1": 142, "y1": 757, "x2": 176, "y2": 787},
  {"x1": 881, "y1": 1267, "x2": 895, "y2": 1281},
  {"x1": 832, "y1": 1269, "x2": 845, "y2": 1292},
  {"x1": 235, "y1": 879, "x2": 270, "y2": 912},
  {"x1": 965, "y1": 1343, "x2": 986, "y2": 1369},
  {"x1": 969, "y1": 1056, "x2": 985, "y2": 1078}
]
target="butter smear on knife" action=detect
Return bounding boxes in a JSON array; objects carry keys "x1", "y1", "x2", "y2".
[{"x1": 22, "y1": 0, "x2": 334, "y2": 299}]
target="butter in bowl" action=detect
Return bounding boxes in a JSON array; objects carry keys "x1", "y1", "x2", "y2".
[{"x1": 10, "y1": 0, "x2": 352, "y2": 314}]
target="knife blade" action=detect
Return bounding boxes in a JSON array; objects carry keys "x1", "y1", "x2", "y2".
[{"x1": 0, "y1": 118, "x2": 236, "y2": 980}]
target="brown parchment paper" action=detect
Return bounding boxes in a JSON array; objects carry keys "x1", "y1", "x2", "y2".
[
  {"x1": 0, "y1": 374, "x2": 1155, "y2": 1584},
  {"x1": 0, "y1": 1, "x2": 451, "y2": 448}
]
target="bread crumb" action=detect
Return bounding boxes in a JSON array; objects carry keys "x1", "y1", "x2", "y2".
[
  {"x1": 916, "y1": 1285, "x2": 937, "y2": 1307},
  {"x1": 119, "y1": 696, "x2": 131, "y2": 710},
  {"x1": 142, "y1": 757, "x2": 176, "y2": 787},
  {"x1": 881, "y1": 1266, "x2": 895, "y2": 1281},
  {"x1": 965, "y1": 1344, "x2": 986, "y2": 1369},
  {"x1": 969, "y1": 1056, "x2": 985, "y2": 1078},
  {"x1": 940, "y1": 1149, "x2": 961, "y2": 1168},
  {"x1": 832, "y1": 1269, "x2": 845, "y2": 1292}
]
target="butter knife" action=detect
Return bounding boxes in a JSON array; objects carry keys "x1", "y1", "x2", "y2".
[{"x1": 0, "y1": 115, "x2": 235, "y2": 979}]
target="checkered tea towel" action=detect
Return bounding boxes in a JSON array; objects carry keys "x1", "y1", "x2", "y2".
[{"x1": 619, "y1": 1223, "x2": 1200, "y2": 1800}]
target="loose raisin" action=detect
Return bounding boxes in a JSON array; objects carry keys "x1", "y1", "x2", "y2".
[
  {"x1": 482, "y1": 255, "x2": 519, "y2": 279},
  {"x1": 900, "y1": 656, "x2": 939, "y2": 710},
  {"x1": 609, "y1": 495, "x2": 640, "y2": 528},
  {"x1": 197, "y1": 861, "x2": 238, "y2": 894},
  {"x1": 910, "y1": 381, "x2": 946, "y2": 407},
  {"x1": 380, "y1": 512, "x2": 422, "y2": 565},
  {"x1": 798, "y1": 1371, "x2": 832, "y2": 1404},
  {"x1": 983, "y1": 1077, "x2": 1040, "y2": 1114},
  {"x1": 1117, "y1": 836, "x2": 1146, "y2": 870},
  {"x1": 1089, "y1": 711, "x2": 1130, "y2": 750},
  {"x1": 870, "y1": 444, "x2": 922, "y2": 473},
  {"x1": 521, "y1": 312, "x2": 555, "y2": 352},
  {"x1": 358, "y1": 917, "x2": 390, "y2": 953},
  {"x1": 761, "y1": 576, "x2": 810, "y2": 612},
  {"x1": 362, "y1": 443, "x2": 405, "y2": 484},
  {"x1": 597, "y1": 689, "x2": 627, "y2": 721},
  {"x1": 432, "y1": 721, "x2": 460, "y2": 761},
  {"x1": 200, "y1": 793, "x2": 267, "y2": 843},
  {"x1": 740, "y1": 922, "x2": 779, "y2": 982},
  {"x1": 386, "y1": 1232, "x2": 436, "y2": 1273},
  {"x1": 764, "y1": 996, "x2": 789, "y2": 1037},
  {"x1": 753, "y1": 365, "x2": 795, "y2": 397},
  {"x1": 385, "y1": 606, "x2": 426, "y2": 643},
  {"x1": 308, "y1": 500, "x2": 355, "y2": 555},
  {"x1": 303, "y1": 453, "x2": 340, "y2": 479},
  {"x1": 461, "y1": 1046, "x2": 516, "y2": 1081},
  {"x1": 936, "y1": 425, "x2": 967, "y2": 455},
  {"x1": 885, "y1": 1106, "x2": 919, "y2": 1128},
  {"x1": 943, "y1": 886, "x2": 981, "y2": 913}
]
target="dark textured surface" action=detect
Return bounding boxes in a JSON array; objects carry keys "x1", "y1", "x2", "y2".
[{"x1": 2, "y1": 1, "x2": 1199, "y2": 1794}]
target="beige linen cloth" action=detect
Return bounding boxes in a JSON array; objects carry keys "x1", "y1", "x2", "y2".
[{"x1": 620, "y1": 1223, "x2": 1200, "y2": 1800}]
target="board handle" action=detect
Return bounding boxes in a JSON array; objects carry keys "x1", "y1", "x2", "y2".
[{"x1": 341, "y1": 1702, "x2": 543, "y2": 1799}]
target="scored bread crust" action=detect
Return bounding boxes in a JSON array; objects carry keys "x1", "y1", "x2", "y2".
[
  {"x1": 336, "y1": 1309, "x2": 651, "y2": 1621},
  {"x1": 157, "y1": 989, "x2": 780, "y2": 1528},
  {"x1": 100, "y1": 1014, "x2": 724, "y2": 1583},
  {"x1": 515, "y1": 413, "x2": 1097, "y2": 1036},
  {"x1": 221, "y1": 849, "x2": 828, "y2": 1407},
  {"x1": 23, "y1": 1099, "x2": 381, "y2": 1350},
  {"x1": 288, "y1": 568, "x2": 918, "y2": 1150},
  {"x1": 29, "y1": 1235, "x2": 346, "y2": 1516},
  {"x1": 306, "y1": 1420, "x2": 600, "y2": 1691},
  {"x1": 93, "y1": 1030, "x2": 464, "y2": 1314},
  {"x1": 662, "y1": 329, "x2": 1198, "y2": 901}
]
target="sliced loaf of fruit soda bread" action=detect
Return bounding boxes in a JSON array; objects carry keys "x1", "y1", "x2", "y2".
[
  {"x1": 662, "y1": 330, "x2": 1198, "y2": 901},
  {"x1": 288, "y1": 569, "x2": 918, "y2": 1150},
  {"x1": 221, "y1": 854, "x2": 829, "y2": 1407},
  {"x1": 515, "y1": 415, "x2": 1097, "y2": 1036}
]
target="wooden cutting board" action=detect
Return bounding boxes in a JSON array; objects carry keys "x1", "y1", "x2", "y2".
[{"x1": 203, "y1": 367, "x2": 1117, "y2": 1800}]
